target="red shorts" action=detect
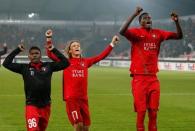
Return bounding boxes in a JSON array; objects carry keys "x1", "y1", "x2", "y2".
[
  {"x1": 66, "y1": 98, "x2": 91, "y2": 126},
  {"x1": 25, "y1": 105, "x2": 51, "y2": 131},
  {"x1": 131, "y1": 75, "x2": 160, "y2": 112}
]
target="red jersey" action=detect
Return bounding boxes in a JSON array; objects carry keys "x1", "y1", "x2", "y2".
[
  {"x1": 47, "y1": 45, "x2": 113, "y2": 100},
  {"x1": 124, "y1": 27, "x2": 178, "y2": 74}
]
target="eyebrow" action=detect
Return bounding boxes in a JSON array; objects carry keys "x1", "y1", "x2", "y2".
[{"x1": 30, "y1": 51, "x2": 40, "y2": 54}]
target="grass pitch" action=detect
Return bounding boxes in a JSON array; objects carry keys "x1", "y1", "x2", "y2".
[{"x1": 0, "y1": 66, "x2": 195, "y2": 131}]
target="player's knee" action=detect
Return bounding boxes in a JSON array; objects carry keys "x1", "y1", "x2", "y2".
[
  {"x1": 148, "y1": 109, "x2": 157, "y2": 119},
  {"x1": 83, "y1": 126, "x2": 89, "y2": 131},
  {"x1": 137, "y1": 111, "x2": 146, "y2": 119},
  {"x1": 74, "y1": 122, "x2": 84, "y2": 130}
]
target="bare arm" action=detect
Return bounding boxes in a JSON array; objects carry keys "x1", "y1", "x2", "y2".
[
  {"x1": 171, "y1": 12, "x2": 183, "y2": 39},
  {"x1": 45, "y1": 29, "x2": 61, "y2": 62},
  {"x1": 119, "y1": 7, "x2": 143, "y2": 36}
]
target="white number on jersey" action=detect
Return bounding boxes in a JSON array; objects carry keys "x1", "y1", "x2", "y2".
[
  {"x1": 28, "y1": 118, "x2": 37, "y2": 128},
  {"x1": 71, "y1": 111, "x2": 79, "y2": 121}
]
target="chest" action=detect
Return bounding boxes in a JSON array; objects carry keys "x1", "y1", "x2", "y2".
[
  {"x1": 23, "y1": 65, "x2": 51, "y2": 78},
  {"x1": 137, "y1": 31, "x2": 161, "y2": 43},
  {"x1": 65, "y1": 60, "x2": 88, "y2": 78},
  {"x1": 134, "y1": 31, "x2": 162, "y2": 52},
  {"x1": 69, "y1": 60, "x2": 87, "y2": 69}
]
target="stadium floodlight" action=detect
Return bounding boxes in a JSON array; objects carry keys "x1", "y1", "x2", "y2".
[
  {"x1": 28, "y1": 13, "x2": 39, "y2": 18},
  {"x1": 28, "y1": 13, "x2": 35, "y2": 18}
]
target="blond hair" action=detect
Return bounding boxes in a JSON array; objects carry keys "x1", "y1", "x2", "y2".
[{"x1": 65, "y1": 40, "x2": 81, "y2": 59}]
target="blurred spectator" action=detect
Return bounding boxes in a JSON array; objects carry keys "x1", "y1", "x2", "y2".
[{"x1": 0, "y1": 17, "x2": 195, "y2": 58}]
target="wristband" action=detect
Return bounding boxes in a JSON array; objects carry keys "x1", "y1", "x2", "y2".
[{"x1": 110, "y1": 43, "x2": 115, "y2": 47}]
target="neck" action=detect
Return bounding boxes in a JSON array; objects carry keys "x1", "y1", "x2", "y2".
[
  {"x1": 31, "y1": 61, "x2": 41, "y2": 64},
  {"x1": 72, "y1": 54, "x2": 81, "y2": 58},
  {"x1": 142, "y1": 26, "x2": 151, "y2": 30},
  {"x1": 146, "y1": 27, "x2": 151, "y2": 30}
]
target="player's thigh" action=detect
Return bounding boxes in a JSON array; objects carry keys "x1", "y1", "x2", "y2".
[
  {"x1": 25, "y1": 105, "x2": 40, "y2": 131},
  {"x1": 131, "y1": 76, "x2": 147, "y2": 98},
  {"x1": 39, "y1": 105, "x2": 51, "y2": 131},
  {"x1": 131, "y1": 76, "x2": 147, "y2": 111},
  {"x1": 148, "y1": 80, "x2": 160, "y2": 110},
  {"x1": 66, "y1": 99, "x2": 83, "y2": 125},
  {"x1": 80, "y1": 100, "x2": 91, "y2": 126}
]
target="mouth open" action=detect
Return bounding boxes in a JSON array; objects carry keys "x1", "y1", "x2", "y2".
[{"x1": 146, "y1": 21, "x2": 151, "y2": 24}]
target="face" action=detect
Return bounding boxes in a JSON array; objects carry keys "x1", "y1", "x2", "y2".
[
  {"x1": 28, "y1": 49, "x2": 41, "y2": 63},
  {"x1": 68, "y1": 42, "x2": 82, "y2": 58},
  {"x1": 140, "y1": 14, "x2": 152, "y2": 29}
]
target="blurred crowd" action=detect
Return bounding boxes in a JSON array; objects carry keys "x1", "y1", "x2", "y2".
[
  {"x1": 0, "y1": 17, "x2": 195, "y2": 58},
  {"x1": 157, "y1": 17, "x2": 195, "y2": 58}
]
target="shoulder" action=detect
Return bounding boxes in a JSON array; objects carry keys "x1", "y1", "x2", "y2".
[
  {"x1": 21, "y1": 64, "x2": 28, "y2": 68},
  {"x1": 41, "y1": 62, "x2": 52, "y2": 68},
  {"x1": 81, "y1": 58, "x2": 88, "y2": 63},
  {"x1": 42, "y1": 62, "x2": 50, "y2": 65},
  {"x1": 127, "y1": 27, "x2": 140, "y2": 32},
  {"x1": 124, "y1": 27, "x2": 141, "y2": 38},
  {"x1": 152, "y1": 28, "x2": 166, "y2": 33}
]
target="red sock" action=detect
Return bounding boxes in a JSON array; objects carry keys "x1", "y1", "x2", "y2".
[
  {"x1": 136, "y1": 111, "x2": 146, "y2": 131},
  {"x1": 148, "y1": 110, "x2": 157, "y2": 131}
]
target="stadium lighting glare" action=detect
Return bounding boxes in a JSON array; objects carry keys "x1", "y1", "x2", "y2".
[
  {"x1": 104, "y1": 37, "x2": 108, "y2": 41},
  {"x1": 28, "y1": 13, "x2": 34, "y2": 18},
  {"x1": 28, "y1": 13, "x2": 37, "y2": 18}
]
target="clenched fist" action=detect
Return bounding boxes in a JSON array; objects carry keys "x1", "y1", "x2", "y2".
[
  {"x1": 45, "y1": 29, "x2": 53, "y2": 38},
  {"x1": 134, "y1": 6, "x2": 143, "y2": 16},
  {"x1": 18, "y1": 44, "x2": 25, "y2": 52},
  {"x1": 171, "y1": 12, "x2": 179, "y2": 22},
  {"x1": 111, "y1": 35, "x2": 120, "y2": 46}
]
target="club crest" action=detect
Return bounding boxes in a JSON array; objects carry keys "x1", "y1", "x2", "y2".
[
  {"x1": 80, "y1": 62, "x2": 85, "y2": 67},
  {"x1": 152, "y1": 34, "x2": 156, "y2": 38},
  {"x1": 41, "y1": 67, "x2": 47, "y2": 72}
]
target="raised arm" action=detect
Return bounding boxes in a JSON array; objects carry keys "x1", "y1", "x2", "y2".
[
  {"x1": 119, "y1": 7, "x2": 143, "y2": 36},
  {"x1": 45, "y1": 29, "x2": 61, "y2": 62},
  {"x1": 86, "y1": 35, "x2": 119, "y2": 67},
  {"x1": 46, "y1": 44, "x2": 69, "y2": 72},
  {"x1": 3, "y1": 44, "x2": 25, "y2": 74},
  {"x1": 170, "y1": 12, "x2": 183, "y2": 39},
  {"x1": 0, "y1": 43, "x2": 7, "y2": 56}
]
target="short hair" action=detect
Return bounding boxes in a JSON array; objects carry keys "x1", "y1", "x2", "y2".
[
  {"x1": 29, "y1": 46, "x2": 41, "y2": 53},
  {"x1": 139, "y1": 12, "x2": 149, "y2": 23}
]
